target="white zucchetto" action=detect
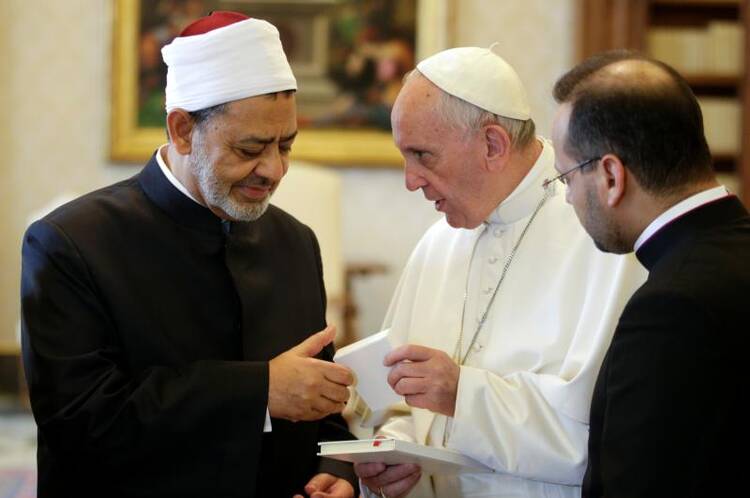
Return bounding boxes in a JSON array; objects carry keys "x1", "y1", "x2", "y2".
[
  {"x1": 161, "y1": 13, "x2": 297, "y2": 113},
  {"x1": 417, "y1": 43, "x2": 531, "y2": 120}
]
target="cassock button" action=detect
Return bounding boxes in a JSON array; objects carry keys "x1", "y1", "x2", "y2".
[
  {"x1": 472, "y1": 343, "x2": 483, "y2": 352},
  {"x1": 493, "y1": 227, "x2": 504, "y2": 237},
  {"x1": 488, "y1": 256, "x2": 498, "y2": 264},
  {"x1": 484, "y1": 286, "x2": 493, "y2": 295}
]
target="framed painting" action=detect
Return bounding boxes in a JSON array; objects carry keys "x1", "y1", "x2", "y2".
[{"x1": 110, "y1": 0, "x2": 454, "y2": 166}]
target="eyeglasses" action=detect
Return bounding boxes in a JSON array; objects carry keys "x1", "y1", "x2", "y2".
[{"x1": 543, "y1": 157, "x2": 601, "y2": 188}]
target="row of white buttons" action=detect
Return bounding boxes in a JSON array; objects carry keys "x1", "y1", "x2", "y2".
[
  {"x1": 489, "y1": 226, "x2": 505, "y2": 266},
  {"x1": 468, "y1": 225, "x2": 507, "y2": 359}
]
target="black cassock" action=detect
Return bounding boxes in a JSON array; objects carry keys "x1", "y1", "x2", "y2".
[
  {"x1": 21, "y1": 156, "x2": 357, "y2": 498},
  {"x1": 583, "y1": 195, "x2": 750, "y2": 498}
]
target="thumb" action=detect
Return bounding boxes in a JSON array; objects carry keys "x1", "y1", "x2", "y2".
[{"x1": 292, "y1": 325, "x2": 336, "y2": 357}]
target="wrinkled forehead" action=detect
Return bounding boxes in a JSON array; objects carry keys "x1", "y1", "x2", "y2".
[
  {"x1": 396, "y1": 75, "x2": 441, "y2": 108},
  {"x1": 393, "y1": 78, "x2": 443, "y2": 128},
  {"x1": 216, "y1": 93, "x2": 297, "y2": 138}
]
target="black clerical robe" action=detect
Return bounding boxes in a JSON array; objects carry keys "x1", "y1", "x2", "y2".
[
  {"x1": 21, "y1": 156, "x2": 357, "y2": 498},
  {"x1": 583, "y1": 195, "x2": 750, "y2": 497}
]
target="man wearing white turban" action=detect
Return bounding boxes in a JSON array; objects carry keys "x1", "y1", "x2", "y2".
[
  {"x1": 21, "y1": 11, "x2": 356, "y2": 498},
  {"x1": 351, "y1": 45, "x2": 647, "y2": 497}
]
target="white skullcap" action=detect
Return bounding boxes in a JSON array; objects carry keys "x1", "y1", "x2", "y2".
[
  {"x1": 161, "y1": 17, "x2": 297, "y2": 112},
  {"x1": 417, "y1": 43, "x2": 531, "y2": 120}
]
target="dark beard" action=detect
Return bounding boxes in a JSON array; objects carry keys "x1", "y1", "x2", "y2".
[{"x1": 584, "y1": 188, "x2": 631, "y2": 254}]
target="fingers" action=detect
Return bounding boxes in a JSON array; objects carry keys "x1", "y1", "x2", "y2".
[
  {"x1": 320, "y1": 380, "x2": 351, "y2": 404},
  {"x1": 269, "y1": 357, "x2": 350, "y2": 421},
  {"x1": 311, "y1": 478, "x2": 354, "y2": 498},
  {"x1": 391, "y1": 377, "x2": 428, "y2": 396},
  {"x1": 380, "y1": 469, "x2": 422, "y2": 498},
  {"x1": 386, "y1": 361, "x2": 425, "y2": 389},
  {"x1": 310, "y1": 361, "x2": 352, "y2": 411},
  {"x1": 404, "y1": 393, "x2": 432, "y2": 411},
  {"x1": 293, "y1": 357, "x2": 352, "y2": 388},
  {"x1": 354, "y1": 462, "x2": 386, "y2": 478},
  {"x1": 292, "y1": 325, "x2": 336, "y2": 357},
  {"x1": 319, "y1": 361, "x2": 354, "y2": 386},
  {"x1": 304, "y1": 473, "x2": 338, "y2": 496},
  {"x1": 312, "y1": 395, "x2": 346, "y2": 416},
  {"x1": 360, "y1": 464, "x2": 420, "y2": 494},
  {"x1": 384, "y1": 344, "x2": 434, "y2": 366},
  {"x1": 364, "y1": 463, "x2": 420, "y2": 487}
]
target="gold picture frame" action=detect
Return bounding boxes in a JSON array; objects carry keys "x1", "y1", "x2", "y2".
[{"x1": 110, "y1": 0, "x2": 453, "y2": 166}]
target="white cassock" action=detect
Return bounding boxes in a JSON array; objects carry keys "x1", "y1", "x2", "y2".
[{"x1": 363, "y1": 138, "x2": 647, "y2": 498}]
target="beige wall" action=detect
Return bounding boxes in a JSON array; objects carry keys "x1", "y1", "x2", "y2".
[
  {"x1": 454, "y1": 0, "x2": 578, "y2": 137},
  {"x1": 0, "y1": 0, "x2": 13, "y2": 348},
  {"x1": 1, "y1": 0, "x2": 112, "y2": 346},
  {"x1": 0, "y1": 0, "x2": 579, "y2": 346}
]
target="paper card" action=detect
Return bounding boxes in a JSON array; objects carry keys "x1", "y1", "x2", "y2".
[{"x1": 334, "y1": 329, "x2": 403, "y2": 414}]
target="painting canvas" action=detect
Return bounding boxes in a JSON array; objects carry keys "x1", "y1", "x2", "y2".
[{"x1": 112, "y1": 0, "x2": 452, "y2": 165}]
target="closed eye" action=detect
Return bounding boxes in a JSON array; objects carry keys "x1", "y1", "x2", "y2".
[
  {"x1": 237, "y1": 148, "x2": 263, "y2": 159},
  {"x1": 410, "y1": 149, "x2": 430, "y2": 162},
  {"x1": 279, "y1": 141, "x2": 294, "y2": 154}
]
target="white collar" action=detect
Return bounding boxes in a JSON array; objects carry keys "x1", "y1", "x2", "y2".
[
  {"x1": 155, "y1": 144, "x2": 202, "y2": 205},
  {"x1": 634, "y1": 185, "x2": 729, "y2": 251},
  {"x1": 486, "y1": 137, "x2": 557, "y2": 226}
]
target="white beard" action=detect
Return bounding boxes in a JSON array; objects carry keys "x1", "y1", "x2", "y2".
[{"x1": 191, "y1": 143, "x2": 271, "y2": 222}]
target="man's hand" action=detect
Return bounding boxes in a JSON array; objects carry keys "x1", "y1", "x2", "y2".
[
  {"x1": 355, "y1": 462, "x2": 421, "y2": 498},
  {"x1": 269, "y1": 326, "x2": 353, "y2": 421},
  {"x1": 385, "y1": 344, "x2": 460, "y2": 416},
  {"x1": 294, "y1": 473, "x2": 354, "y2": 498}
]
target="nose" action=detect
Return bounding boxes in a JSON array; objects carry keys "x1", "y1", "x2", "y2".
[
  {"x1": 404, "y1": 164, "x2": 427, "y2": 192},
  {"x1": 255, "y1": 147, "x2": 287, "y2": 183}
]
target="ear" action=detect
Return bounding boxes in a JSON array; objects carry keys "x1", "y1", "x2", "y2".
[
  {"x1": 166, "y1": 109, "x2": 196, "y2": 155},
  {"x1": 598, "y1": 154, "x2": 627, "y2": 208},
  {"x1": 484, "y1": 124, "x2": 511, "y2": 172}
]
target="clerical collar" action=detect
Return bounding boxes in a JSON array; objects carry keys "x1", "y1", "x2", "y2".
[
  {"x1": 485, "y1": 137, "x2": 556, "y2": 226},
  {"x1": 634, "y1": 185, "x2": 729, "y2": 251},
  {"x1": 635, "y1": 195, "x2": 746, "y2": 270},
  {"x1": 155, "y1": 143, "x2": 203, "y2": 205},
  {"x1": 138, "y1": 152, "x2": 224, "y2": 235}
]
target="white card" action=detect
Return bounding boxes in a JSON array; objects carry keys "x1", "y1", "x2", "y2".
[{"x1": 334, "y1": 329, "x2": 402, "y2": 415}]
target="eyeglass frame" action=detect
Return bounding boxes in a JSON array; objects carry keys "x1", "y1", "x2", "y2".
[{"x1": 543, "y1": 156, "x2": 601, "y2": 188}]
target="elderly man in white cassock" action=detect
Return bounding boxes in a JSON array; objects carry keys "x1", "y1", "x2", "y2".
[
  {"x1": 20, "y1": 11, "x2": 357, "y2": 498},
  {"x1": 353, "y1": 45, "x2": 647, "y2": 498}
]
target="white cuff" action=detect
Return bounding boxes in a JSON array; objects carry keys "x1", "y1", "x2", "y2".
[{"x1": 264, "y1": 408, "x2": 273, "y2": 432}]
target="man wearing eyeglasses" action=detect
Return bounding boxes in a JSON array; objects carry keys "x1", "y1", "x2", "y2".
[
  {"x1": 352, "y1": 45, "x2": 647, "y2": 498},
  {"x1": 552, "y1": 51, "x2": 750, "y2": 497}
]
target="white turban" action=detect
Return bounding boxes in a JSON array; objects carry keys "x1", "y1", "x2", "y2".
[
  {"x1": 161, "y1": 17, "x2": 297, "y2": 112},
  {"x1": 417, "y1": 43, "x2": 531, "y2": 120}
]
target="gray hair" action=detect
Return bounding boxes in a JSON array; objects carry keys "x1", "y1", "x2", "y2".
[{"x1": 410, "y1": 69, "x2": 536, "y2": 149}]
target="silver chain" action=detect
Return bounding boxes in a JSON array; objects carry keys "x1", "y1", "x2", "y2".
[{"x1": 453, "y1": 186, "x2": 553, "y2": 365}]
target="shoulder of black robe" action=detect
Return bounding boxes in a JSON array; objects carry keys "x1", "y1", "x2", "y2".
[
  {"x1": 21, "y1": 154, "x2": 357, "y2": 498},
  {"x1": 583, "y1": 196, "x2": 750, "y2": 498}
]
